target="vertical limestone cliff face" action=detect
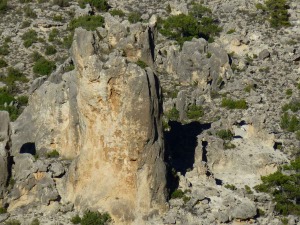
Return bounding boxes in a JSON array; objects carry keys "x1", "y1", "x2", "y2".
[
  {"x1": 61, "y1": 28, "x2": 166, "y2": 223},
  {"x1": 11, "y1": 17, "x2": 167, "y2": 224}
]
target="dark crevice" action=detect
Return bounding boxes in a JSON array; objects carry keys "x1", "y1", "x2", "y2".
[
  {"x1": 202, "y1": 141, "x2": 208, "y2": 163},
  {"x1": 20, "y1": 142, "x2": 36, "y2": 155},
  {"x1": 215, "y1": 178, "x2": 222, "y2": 185},
  {"x1": 164, "y1": 121, "x2": 211, "y2": 198}
]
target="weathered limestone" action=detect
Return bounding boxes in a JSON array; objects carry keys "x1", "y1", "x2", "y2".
[
  {"x1": 0, "y1": 111, "x2": 10, "y2": 198},
  {"x1": 11, "y1": 21, "x2": 167, "y2": 224}
]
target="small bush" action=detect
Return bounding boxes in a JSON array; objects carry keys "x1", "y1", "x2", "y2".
[
  {"x1": 53, "y1": 14, "x2": 63, "y2": 22},
  {"x1": 33, "y1": 57, "x2": 56, "y2": 76},
  {"x1": 24, "y1": 5, "x2": 37, "y2": 18},
  {"x1": 136, "y1": 60, "x2": 147, "y2": 69},
  {"x1": 64, "y1": 64, "x2": 75, "y2": 72},
  {"x1": 0, "y1": 0, "x2": 8, "y2": 13},
  {"x1": 0, "y1": 58, "x2": 7, "y2": 68},
  {"x1": 224, "y1": 184, "x2": 237, "y2": 191},
  {"x1": 226, "y1": 29, "x2": 236, "y2": 34},
  {"x1": 282, "y1": 100, "x2": 300, "y2": 112},
  {"x1": 30, "y1": 218, "x2": 40, "y2": 225},
  {"x1": 0, "y1": 207, "x2": 7, "y2": 214},
  {"x1": 286, "y1": 89, "x2": 292, "y2": 96},
  {"x1": 49, "y1": 28, "x2": 59, "y2": 42},
  {"x1": 165, "y1": 107, "x2": 179, "y2": 121},
  {"x1": 30, "y1": 51, "x2": 43, "y2": 62},
  {"x1": 53, "y1": 0, "x2": 70, "y2": 7},
  {"x1": 45, "y1": 45, "x2": 57, "y2": 55},
  {"x1": 79, "y1": 0, "x2": 109, "y2": 12},
  {"x1": 0, "y1": 67, "x2": 28, "y2": 85},
  {"x1": 245, "y1": 185, "x2": 253, "y2": 194},
  {"x1": 186, "y1": 104, "x2": 204, "y2": 120},
  {"x1": 81, "y1": 211, "x2": 111, "y2": 225},
  {"x1": 71, "y1": 214, "x2": 81, "y2": 224},
  {"x1": 22, "y1": 29, "x2": 38, "y2": 48},
  {"x1": 280, "y1": 112, "x2": 300, "y2": 132},
  {"x1": 216, "y1": 129, "x2": 234, "y2": 140},
  {"x1": 109, "y1": 9, "x2": 125, "y2": 17},
  {"x1": 221, "y1": 98, "x2": 247, "y2": 109},
  {"x1": 171, "y1": 189, "x2": 185, "y2": 199},
  {"x1": 21, "y1": 20, "x2": 31, "y2": 28},
  {"x1": 47, "y1": 149, "x2": 59, "y2": 158},
  {"x1": 0, "y1": 44, "x2": 10, "y2": 55},
  {"x1": 69, "y1": 15, "x2": 105, "y2": 31},
  {"x1": 128, "y1": 12, "x2": 141, "y2": 23},
  {"x1": 63, "y1": 32, "x2": 74, "y2": 49},
  {"x1": 5, "y1": 220, "x2": 21, "y2": 225}
]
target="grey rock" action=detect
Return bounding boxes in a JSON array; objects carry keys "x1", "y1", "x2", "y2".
[
  {"x1": 0, "y1": 213, "x2": 10, "y2": 222},
  {"x1": 0, "y1": 111, "x2": 10, "y2": 197},
  {"x1": 50, "y1": 162, "x2": 65, "y2": 177},
  {"x1": 231, "y1": 200, "x2": 257, "y2": 220},
  {"x1": 14, "y1": 154, "x2": 37, "y2": 181},
  {"x1": 259, "y1": 49, "x2": 270, "y2": 60},
  {"x1": 29, "y1": 76, "x2": 47, "y2": 94}
]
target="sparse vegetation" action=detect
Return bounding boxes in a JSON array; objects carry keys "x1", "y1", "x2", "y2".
[
  {"x1": 71, "y1": 214, "x2": 82, "y2": 224},
  {"x1": 0, "y1": 207, "x2": 7, "y2": 214},
  {"x1": 186, "y1": 104, "x2": 204, "y2": 120},
  {"x1": 245, "y1": 185, "x2": 253, "y2": 194},
  {"x1": 69, "y1": 15, "x2": 105, "y2": 31},
  {"x1": 0, "y1": 0, "x2": 8, "y2": 13},
  {"x1": 282, "y1": 100, "x2": 300, "y2": 113},
  {"x1": 0, "y1": 44, "x2": 10, "y2": 55},
  {"x1": 47, "y1": 149, "x2": 60, "y2": 158},
  {"x1": 136, "y1": 60, "x2": 148, "y2": 69},
  {"x1": 221, "y1": 98, "x2": 248, "y2": 109},
  {"x1": 45, "y1": 45, "x2": 57, "y2": 55},
  {"x1": 80, "y1": 211, "x2": 111, "y2": 225},
  {"x1": 128, "y1": 12, "x2": 141, "y2": 23},
  {"x1": 256, "y1": 0, "x2": 290, "y2": 28},
  {"x1": 79, "y1": 0, "x2": 109, "y2": 11},
  {"x1": 22, "y1": 29, "x2": 38, "y2": 48},
  {"x1": 33, "y1": 57, "x2": 56, "y2": 76},
  {"x1": 53, "y1": 0, "x2": 70, "y2": 7},
  {"x1": 255, "y1": 157, "x2": 300, "y2": 216},
  {"x1": 216, "y1": 129, "x2": 234, "y2": 140},
  {"x1": 109, "y1": 9, "x2": 125, "y2": 17},
  {"x1": 165, "y1": 107, "x2": 179, "y2": 121},
  {"x1": 280, "y1": 112, "x2": 300, "y2": 132},
  {"x1": 30, "y1": 218, "x2": 40, "y2": 225},
  {"x1": 224, "y1": 184, "x2": 237, "y2": 191},
  {"x1": 5, "y1": 220, "x2": 21, "y2": 225},
  {"x1": 0, "y1": 58, "x2": 7, "y2": 68}
]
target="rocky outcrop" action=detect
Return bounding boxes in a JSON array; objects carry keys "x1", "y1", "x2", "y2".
[
  {"x1": 0, "y1": 111, "x2": 11, "y2": 198},
  {"x1": 11, "y1": 16, "x2": 166, "y2": 224}
]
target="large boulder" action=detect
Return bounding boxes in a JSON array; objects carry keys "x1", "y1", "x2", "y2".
[{"x1": 0, "y1": 111, "x2": 11, "y2": 198}]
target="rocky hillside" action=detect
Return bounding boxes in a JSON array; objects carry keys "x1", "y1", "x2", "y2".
[{"x1": 0, "y1": 0, "x2": 299, "y2": 224}]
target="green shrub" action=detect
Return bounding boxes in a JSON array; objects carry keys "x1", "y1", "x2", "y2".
[
  {"x1": 63, "y1": 32, "x2": 74, "y2": 49},
  {"x1": 128, "y1": 12, "x2": 141, "y2": 23},
  {"x1": 33, "y1": 57, "x2": 56, "y2": 76},
  {"x1": 30, "y1": 218, "x2": 40, "y2": 225},
  {"x1": 21, "y1": 20, "x2": 31, "y2": 28},
  {"x1": 5, "y1": 220, "x2": 21, "y2": 225},
  {"x1": 223, "y1": 142, "x2": 236, "y2": 149},
  {"x1": 109, "y1": 9, "x2": 125, "y2": 17},
  {"x1": 47, "y1": 149, "x2": 59, "y2": 158},
  {"x1": 286, "y1": 89, "x2": 292, "y2": 96},
  {"x1": 64, "y1": 64, "x2": 75, "y2": 72},
  {"x1": 171, "y1": 189, "x2": 185, "y2": 199},
  {"x1": 186, "y1": 104, "x2": 204, "y2": 120},
  {"x1": 22, "y1": 29, "x2": 38, "y2": 48},
  {"x1": 0, "y1": 207, "x2": 7, "y2": 214},
  {"x1": 79, "y1": 0, "x2": 109, "y2": 12},
  {"x1": 53, "y1": 14, "x2": 63, "y2": 22},
  {"x1": 0, "y1": 67, "x2": 28, "y2": 85},
  {"x1": 81, "y1": 211, "x2": 111, "y2": 225},
  {"x1": 45, "y1": 45, "x2": 57, "y2": 55},
  {"x1": 216, "y1": 129, "x2": 234, "y2": 140},
  {"x1": 0, "y1": 44, "x2": 10, "y2": 55},
  {"x1": 24, "y1": 5, "x2": 37, "y2": 18},
  {"x1": 224, "y1": 184, "x2": 237, "y2": 191},
  {"x1": 165, "y1": 107, "x2": 179, "y2": 121},
  {"x1": 282, "y1": 100, "x2": 300, "y2": 112},
  {"x1": 30, "y1": 51, "x2": 43, "y2": 62},
  {"x1": 257, "y1": 0, "x2": 290, "y2": 28},
  {"x1": 53, "y1": 0, "x2": 70, "y2": 7},
  {"x1": 136, "y1": 60, "x2": 147, "y2": 69},
  {"x1": 226, "y1": 29, "x2": 236, "y2": 34},
  {"x1": 69, "y1": 15, "x2": 105, "y2": 31},
  {"x1": 280, "y1": 112, "x2": 300, "y2": 132},
  {"x1": 0, "y1": 0, "x2": 8, "y2": 13},
  {"x1": 158, "y1": 4, "x2": 221, "y2": 46},
  {"x1": 255, "y1": 157, "x2": 300, "y2": 216},
  {"x1": 0, "y1": 58, "x2": 7, "y2": 68},
  {"x1": 296, "y1": 130, "x2": 300, "y2": 141},
  {"x1": 49, "y1": 28, "x2": 59, "y2": 42},
  {"x1": 221, "y1": 98, "x2": 248, "y2": 109},
  {"x1": 245, "y1": 185, "x2": 253, "y2": 194},
  {"x1": 71, "y1": 214, "x2": 81, "y2": 224}
]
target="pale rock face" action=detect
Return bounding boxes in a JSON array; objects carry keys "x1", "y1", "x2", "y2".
[
  {"x1": 11, "y1": 21, "x2": 167, "y2": 224},
  {"x1": 0, "y1": 111, "x2": 10, "y2": 198}
]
